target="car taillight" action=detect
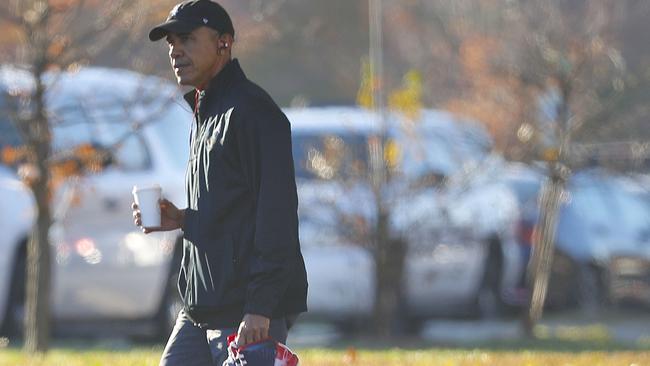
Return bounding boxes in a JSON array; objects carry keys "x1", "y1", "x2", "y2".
[{"x1": 517, "y1": 221, "x2": 535, "y2": 247}]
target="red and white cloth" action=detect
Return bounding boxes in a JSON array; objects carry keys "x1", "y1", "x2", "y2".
[{"x1": 223, "y1": 333, "x2": 300, "y2": 366}]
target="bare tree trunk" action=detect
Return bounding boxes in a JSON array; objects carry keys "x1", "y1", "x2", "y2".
[
  {"x1": 372, "y1": 210, "x2": 406, "y2": 337},
  {"x1": 523, "y1": 81, "x2": 572, "y2": 337},
  {"x1": 522, "y1": 170, "x2": 565, "y2": 336},
  {"x1": 3, "y1": 0, "x2": 141, "y2": 353},
  {"x1": 367, "y1": 0, "x2": 406, "y2": 337},
  {"x1": 369, "y1": 130, "x2": 407, "y2": 336},
  {"x1": 24, "y1": 184, "x2": 51, "y2": 353},
  {"x1": 24, "y1": 66, "x2": 53, "y2": 353}
]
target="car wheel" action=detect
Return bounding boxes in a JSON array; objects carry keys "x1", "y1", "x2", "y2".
[
  {"x1": 547, "y1": 250, "x2": 579, "y2": 309},
  {"x1": 475, "y1": 243, "x2": 505, "y2": 319},
  {"x1": 576, "y1": 264, "x2": 605, "y2": 314},
  {"x1": 335, "y1": 316, "x2": 365, "y2": 334},
  {"x1": 1, "y1": 244, "x2": 26, "y2": 338},
  {"x1": 400, "y1": 315, "x2": 425, "y2": 335}
]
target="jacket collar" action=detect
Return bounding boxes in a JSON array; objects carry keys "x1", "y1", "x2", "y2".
[{"x1": 183, "y1": 58, "x2": 246, "y2": 108}]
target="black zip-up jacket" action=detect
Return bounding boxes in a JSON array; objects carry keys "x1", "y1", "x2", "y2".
[{"x1": 179, "y1": 59, "x2": 308, "y2": 328}]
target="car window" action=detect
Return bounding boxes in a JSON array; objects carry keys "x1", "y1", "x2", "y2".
[
  {"x1": 0, "y1": 117, "x2": 21, "y2": 150},
  {"x1": 395, "y1": 132, "x2": 456, "y2": 178},
  {"x1": 51, "y1": 101, "x2": 152, "y2": 171},
  {"x1": 506, "y1": 178, "x2": 542, "y2": 204},
  {"x1": 52, "y1": 98, "x2": 133, "y2": 144},
  {"x1": 607, "y1": 186, "x2": 650, "y2": 235},
  {"x1": 0, "y1": 92, "x2": 23, "y2": 151},
  {"x1": 111, "y1": 133, "x2": 151, "y2": 171},
  {"x1": 292, "y1": 133, "x2": 368, "y2": 180},
  {"x1": 392, "y1": 119, "x2": 491, "y2": 181},
  {"x1": 568, "y1": 181, "x2": 650, "y2": 238},
  {"x1": 568, "y1": 185, "x2": 613, "y2": 227},
  {"x1": 0, "y1": 93, "x2": 155, "y2": 171}
]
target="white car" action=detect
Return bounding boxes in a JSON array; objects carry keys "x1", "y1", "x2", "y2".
[
  {"x1": 390, "y1": 110, "x2": 524, "y2": 321},
  {"x1": 285, "y1": 107, "x2": 525, "y2": 327},
  {"x1": 0, "y1": 165, "x2": 35, "y2": 336},
  {"x1": 506, "y1": 168, "x2": 650, "y2": 310},
  {"x1": 287, "y1": 107, "x2": 379, "y2": 322},
  {"x1": 0, "y1": 66, "x2": 191, "y2": 337}
]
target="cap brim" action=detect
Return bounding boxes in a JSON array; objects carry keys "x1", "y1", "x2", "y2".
[{"x1": 149, "y1": 19, "x2": 199, "y2": 41}]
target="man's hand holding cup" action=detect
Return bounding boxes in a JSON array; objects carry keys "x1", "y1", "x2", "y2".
[{"x1": 132, "y1": 185, "x2": 184, "y2": 233}]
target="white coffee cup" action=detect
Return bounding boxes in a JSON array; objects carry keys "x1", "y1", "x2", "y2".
[{"x1": 132, "y1": 184, "x2": 162, "y2": 228}]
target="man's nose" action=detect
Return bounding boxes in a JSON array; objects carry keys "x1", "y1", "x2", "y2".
[{"x1": 169, "y1": 44, "x2": 183, "y2": 59}]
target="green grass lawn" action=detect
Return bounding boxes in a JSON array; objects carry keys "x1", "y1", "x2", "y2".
[
  {"x1": 3, "y1": 324, "x2": 650, "y2": 366},
  {"x1": 2, "y1": 346, "x2": 650, "y2": 366}
]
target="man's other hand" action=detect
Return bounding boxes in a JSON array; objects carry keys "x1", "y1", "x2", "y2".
[
  {"x1": 132, "y1": 198, "x2": 184, "y2": 233},
  {"x1": 236, "y1": 313, "x2": 270, "y2": 346}
]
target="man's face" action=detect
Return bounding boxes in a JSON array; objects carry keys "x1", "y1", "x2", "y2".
[{"x1": 166, "y1": 27, "x2": 221, "y2": 88}]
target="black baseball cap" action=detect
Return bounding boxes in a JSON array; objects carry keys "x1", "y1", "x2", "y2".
[{"x1": 149, "y1": 0, "x2": 235, "y2": 42}]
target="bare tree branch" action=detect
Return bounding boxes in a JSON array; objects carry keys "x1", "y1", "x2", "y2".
[{"x1": 55, "y1": 0, "x2": 140, "y2": 67}]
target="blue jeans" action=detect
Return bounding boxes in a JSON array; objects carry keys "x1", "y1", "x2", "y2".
[{"x1": 159, "y1": 310, "x2": 289, "y2": 366}]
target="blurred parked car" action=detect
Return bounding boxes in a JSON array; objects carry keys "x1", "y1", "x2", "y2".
[
  {"x1": 505, "y1": 168, "x2": 650, "y2": 310},
  {"x1": 389, "y1": 110, "x2": 524, "y2": 322},
  {"x1": 285, "y1": 107, "x2": 526, "y2": 329},
  {"x1": 0, "y1": 82, "x2": 531, "y2": 337},
  {"x1": 0, "y1": 66, "x2": 190, "y2": 338},
  {"x1": 0, "y1": 165, "x2": 35, "y2": 336},
  {"x1": 286, "y1": 107, "x2": 378, "y2": 324}
]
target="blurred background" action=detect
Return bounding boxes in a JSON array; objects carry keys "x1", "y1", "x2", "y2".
[{"x1": 1, "y1": 0, "x2": 650, "y2": 354}]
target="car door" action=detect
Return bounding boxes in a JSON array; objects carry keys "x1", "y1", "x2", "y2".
[{"x1": 50, "y1": 110, "x2": 173, "y2": 321}]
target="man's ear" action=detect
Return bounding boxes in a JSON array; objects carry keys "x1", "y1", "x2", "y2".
[{"x1": 218, "y1": 34, "x2": 234, "y2": 50}]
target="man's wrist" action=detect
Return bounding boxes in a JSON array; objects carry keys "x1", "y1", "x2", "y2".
[{"x1": 179, "y1": 209, "x2": 186, "y2": 231}]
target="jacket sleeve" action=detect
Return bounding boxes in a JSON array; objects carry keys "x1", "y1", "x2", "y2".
[{"x1": 236, "y1": 103, "x2": 299, "y2": 318}]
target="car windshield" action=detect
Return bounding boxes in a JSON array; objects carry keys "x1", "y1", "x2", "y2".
[
  {"x1": 506, "y1": 178, "x2": 542, "y2": 204},
  {"x1": 51, "y1": 102, "x2": 136, "y2": 150},
  {"x1": 0, "y1": 86, "x2": 191, "y2": 171},
  {"x1": 392, "y1": 119, "x2": 491, "y2": 180},
  {"x1": 0, "y1": 90, "x2": 21, "y2": 150},
  {"x1": 292, "y1": 133, "x2": 369, "y2": 180},
  {"x1": 604, "y1": 185, "x2": 650, "y2": 236},
  {"x1": 568, "y1": 185, "x2": 613, "y2": 227},
  {"x1": 569, "y1": 179, "x2": 650, "y2": 239},
  {"x1": 395, "y1": 132, "x2": 457, "y2": 178}
]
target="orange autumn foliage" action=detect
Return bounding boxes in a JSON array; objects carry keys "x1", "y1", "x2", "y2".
[
  {"x1": 445, "y1": 35, "x2": 536, "y2": 155},
  {"x1": 1, "y1": 142, "x2": 106, "y2": 197}
]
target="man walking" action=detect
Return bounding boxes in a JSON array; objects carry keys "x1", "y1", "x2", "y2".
[{"x1": 132, "y1": 1, "x2": 308, "y2": 364}]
